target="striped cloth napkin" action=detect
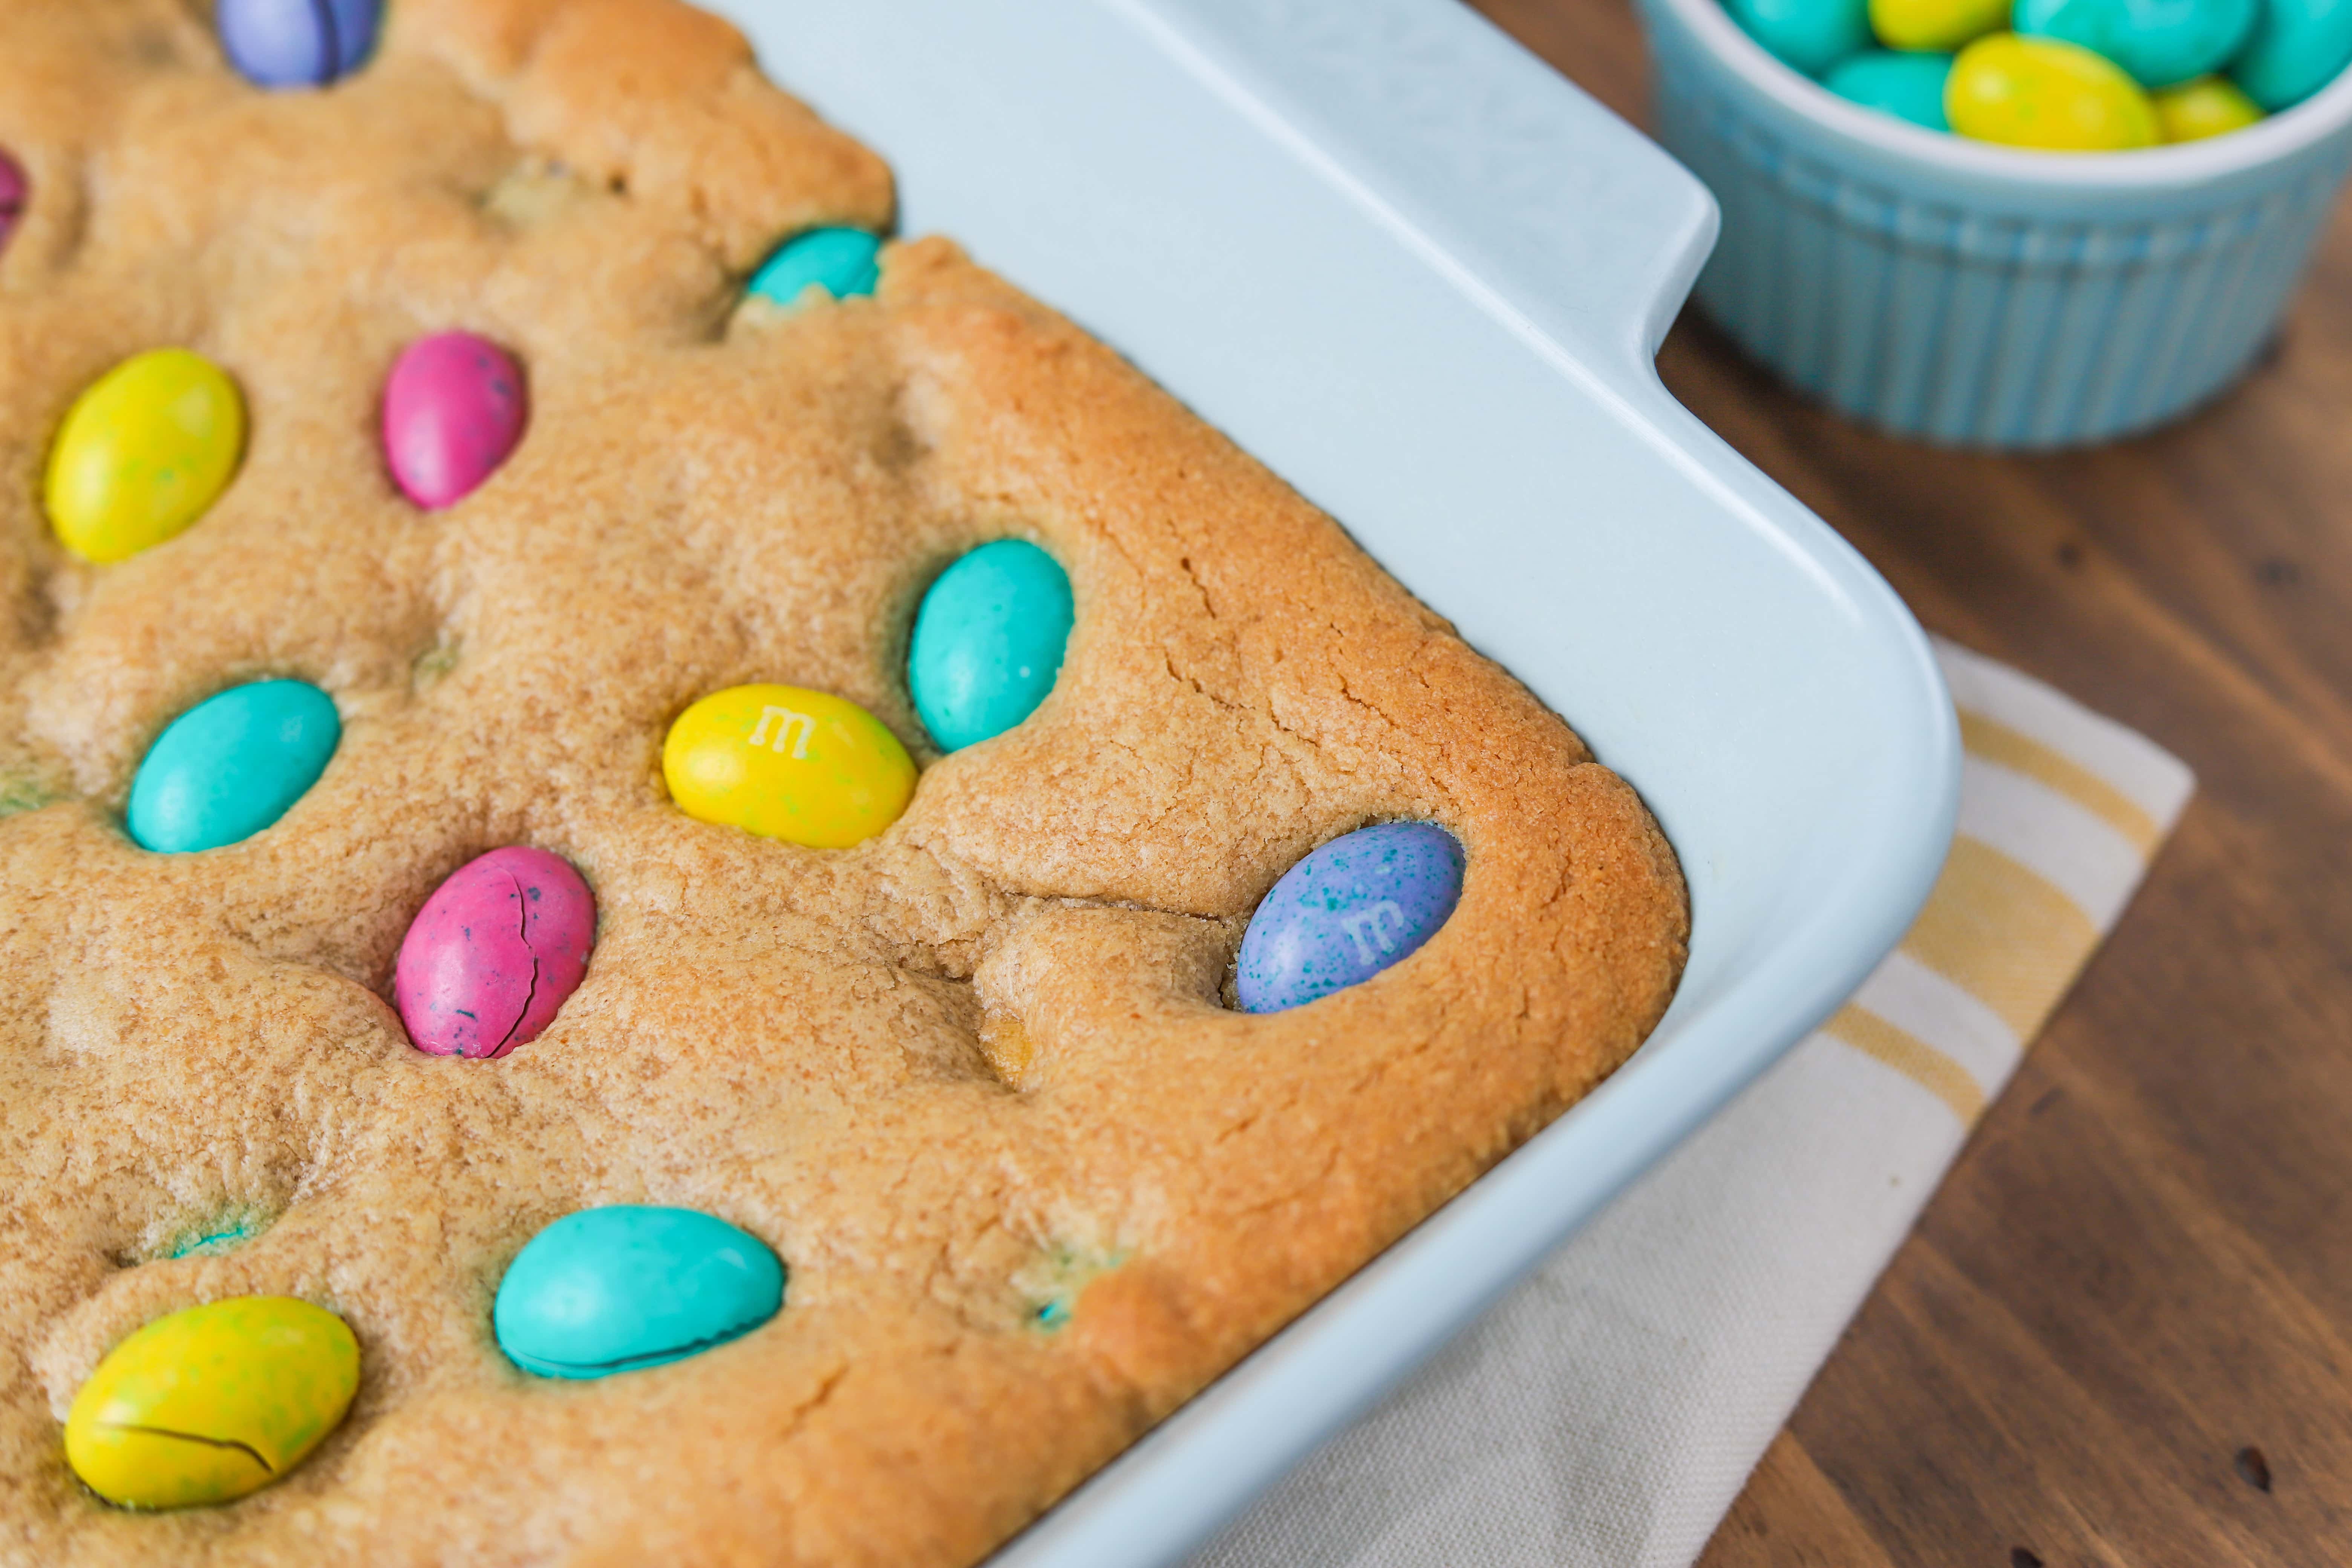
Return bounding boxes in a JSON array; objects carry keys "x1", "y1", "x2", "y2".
[{"x1": 1190, "y1": 638, "x2": 2196, "y2": 1568}]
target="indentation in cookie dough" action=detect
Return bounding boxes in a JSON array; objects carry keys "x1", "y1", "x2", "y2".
[
  {"x1": 161, "y1": 1204, "x2": 275, "y2": 1261},
  {"x1": 410, "y1": 635, "x2": 461, "y2": 692},
  {"x1": 481, "y1": 157, "x2": 600, "y2": 231},
  {"x1": 976, "y1": 1010, "x2": 1035, "y2": 1090},
  {"x1": 1014, "y1": 1240, "x2": 1128, "y2": 1332},
  {"x1": 0, "y1": 769, "x2": 54, "y2": 818}
]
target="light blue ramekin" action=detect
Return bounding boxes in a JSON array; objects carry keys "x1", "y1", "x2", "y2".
[{"x1": 1637, "y1": 0, "x2": 2352, "y2": 447}]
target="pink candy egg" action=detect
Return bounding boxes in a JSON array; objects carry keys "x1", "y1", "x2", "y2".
[
  {"x1": 381, "y1": 332, "x2": 527, "y2": 509},
  {"x1": 0, "y1": 149, "x2": 26, "y2": 260},
  {"x1": 394, "y1": 846, "x2": 594, "y2": 1059}
]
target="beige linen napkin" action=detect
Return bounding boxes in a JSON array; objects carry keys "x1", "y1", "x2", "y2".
[{"x1": 1188, "y1": 638, "x2": 2196, "y2": 1568}]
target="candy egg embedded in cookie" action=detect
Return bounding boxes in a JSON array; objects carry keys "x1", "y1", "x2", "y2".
[
  {"x1": 381, "y1": 332, "x2": 528, "y2": 510},
  {"x1": 908, "y1": 540, "x2": 1075, "y2": 753},
  {"x1": 663, "y1": 684, "x2": 916, "y2": 848},
  {"x1": 126, "y1": 680, "x2": 341, "y2": 854},
  {"x1": 746, "y1": 228, "x2": 884, "y2": 309},
  {"x1": 493, "y1": 1207, "x2": 785, "y2": 1380},
  {"x1": 219, "y1": 0, "x2": 381, "y2": 90},
  {"x1": 46, "y1": 349, "x2": 247, "y2": 565},
  {"x1": 1236, "y1": 822, "x2": 1466, "y2": 1014},
  {"x1": 395, "y1": 847, "x2": 596, "y2": 1060},
  {"x1": 0, "y1": 149, "x2": 25, "y2": 260},
  {"x1": 64, "y1": 1296, "x2": 360, "y2": 1510}
]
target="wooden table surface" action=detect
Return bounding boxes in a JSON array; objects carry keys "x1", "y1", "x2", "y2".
[{"x1": 1464, "y1": 1, "x2": 2352, "y2": 1561}]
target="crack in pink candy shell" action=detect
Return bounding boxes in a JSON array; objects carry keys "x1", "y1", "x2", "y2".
[{"x1": 394, "y1": 846, "x2": 594, "y2": 1059}]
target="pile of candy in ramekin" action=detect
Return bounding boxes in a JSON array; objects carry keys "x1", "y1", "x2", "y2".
[{"x1": 1723, "y1": 0, "x2": 2352, "y2": 149}]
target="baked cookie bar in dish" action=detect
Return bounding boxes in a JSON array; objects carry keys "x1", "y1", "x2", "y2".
[{"x1": 0, "y1": 1, "x2": 1689, "y2": 1563}]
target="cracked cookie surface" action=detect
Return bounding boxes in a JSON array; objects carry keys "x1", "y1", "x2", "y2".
[{"x1": 0, "y1": 2, "x2": 1689, "y2": 1564}]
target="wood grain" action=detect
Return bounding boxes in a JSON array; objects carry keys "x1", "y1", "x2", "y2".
[{"x1": 1465, "y1": 0, "x2": 2352, "y2": 1561}]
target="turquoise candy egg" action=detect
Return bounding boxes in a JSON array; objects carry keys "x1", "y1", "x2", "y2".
[
  {"x1": 2230, "y1": 0, "x2": 2352, "y2": 110},
  {"x1": 1825, "y1": 49, "x2": 1957, "y2": 126},
  {"x1": 493, "y1": 1206, "x2": 785, "y2": 1380},
  {"x1": 908, "y1": 540, "x2": 1075, "y2": 752},
  {"x1": 2015, "y1": 0, "x2": 2256, "y2": 87},
  {"x1": 126, "y1": 680, "x2": 340, "y2": 853},
  {"x1": 1724, "y1": 0, "x2": 1873, "y2": 75},
  {"x1": 747, "y1": 228, "x2": 882, "y2": 308}
]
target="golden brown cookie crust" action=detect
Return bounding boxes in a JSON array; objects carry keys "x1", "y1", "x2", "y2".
[{"x1": 0, "y1": 3, "x2": 1688, "y2": 1564}]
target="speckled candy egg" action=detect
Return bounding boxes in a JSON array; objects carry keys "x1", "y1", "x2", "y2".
[
  {"x1": 394, "y1": 846, "x2": 596, "y2": 1060},
  {"x1": 1235, "y1": 822, "x2": 1466, "y2": 1014},
  {"x1": 219, "y1": 0, "x2": 381, "y2": 90},
  {"x1": 908, "y1": 540, "x2": 1075, "y2": 752},
  {"x1": 747, "y1": 227, "x2": 883, "y2": 308},
  {"x1": 1947, "y1": 34, "x2": 2161, "y2": 148},
  {"x1": 1723, "y1": 0, "x2": 1871, "y2": 74},
  {"x1": 1826, "y1": 50, "x2": 1957, "y2": 127},
  {"x1": 381, "y1": 332, "x2": 528, "y2": 510},
  {"x1": 494, "y1": 1206, "x2": 785, "y2": 1379},
  {"x1": 663, "y1": 684, "x2": 917, "y2": 848},
  {"x1": 2015, "y1": 0, "x2": 2257, "y2": 88},
  {"x1": 0, "y1": 149, "x2": 25, "y2": 260},
  {"x1": 64, "y1": 1296, "x2": 360, "y2": 1510},
  {"x1": 46, "y1": 348, "x2": 247, "y2": 565},
  {"x1": 2230, "y1": 0, "x2": 2352, "y2": 111},
  {"x1": 126, "y1": 680, "x2": 341, "y2": 854},
  {"x1": 1872, "y1": 0, "x2": 2009, "y2": 53},
  {"x1": 2153, "y1": 74, "x2": 2266, "y2": 138}
]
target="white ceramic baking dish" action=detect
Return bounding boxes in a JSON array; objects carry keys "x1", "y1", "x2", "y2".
[{"x1": 707, "y1": 2, "x2": 1962, "y2": 1562}]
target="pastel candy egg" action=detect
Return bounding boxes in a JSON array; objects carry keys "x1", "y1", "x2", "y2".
[
  {"x1": 1948, "y1": 34, "x2": 2161, "y2": 148},
  {"x1": 2014, "y1": 0, "x2": 2256, "y2": 87},
  {"x1": 394, "y1": 847, "x2": 596, "y2": 1060},
  {"x1": 127, "y1": 680, "x2": 340, "y2": 854},
  {"x1": 381, "y1": 332, "x2": 528, "y2": 510},
  {"x1": 747, "y1": 228, "x2": 883, "y2": 308},
  {"x1": 46, "y1": 348, "x2": 247, "y2": 565},
  {"x1": 2230, "y1": 0, "x2": 2352, "y2": 111},
  {"x1": 1724, "y1": 0, "x2": 1872, "y2": 74},
  {"x1": 908, "y1": 540, "x2": 1075, "y2": 752},
  {"x1": 663, "y1": 684, "x2": 916, "y2": 849},
  {"x1": 2154, "y1": 74, "x2": 2266, "y2": 138},
  {"x1": 219, "y1": 0, "x2": 381, "y2": 89},
  {"x1": 1871, "y1": 0, "x2": 2007, "y2": 54},
  {"x1": 493, "y1": 1206, "x2": 785, "y2": 1380},
  {"x1": 1826, "y1": 49, "x2": 1957, "y2": 127},
  {"x1": 1235, "y1": 822, "x2": 1465, "y2": 1014},
  {"x1": 0, "y1": 149, "x2": 24, "y2": 259},
  {"x1": 64, "y1": 1297, "x2": 360, "y2": 1510}
]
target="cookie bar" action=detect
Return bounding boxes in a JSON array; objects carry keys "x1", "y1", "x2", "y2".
[{"x1": 0, "y1": 2, "x2": 1689, "y2": 1563}]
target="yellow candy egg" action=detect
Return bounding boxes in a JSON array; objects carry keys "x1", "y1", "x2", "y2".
[
  {"x1": 1948, "y1": 35, "x2": 2160, "y2": 151},
  {"x1": 64, "y1": 1296, "x2": 360, "y2": 1510},
  {"x1": 1870, "y1": 0, "x2": 2006, "y2": 52},
  {"x1": 663, "y1": 683, "x2": 917, "y2": 848},
  {"x1": 2153, "y1": 76, "x2": 2265, "y2": 142},
  {"x1": 46, "y1": 348, "x2": 246, "y2": 565}
]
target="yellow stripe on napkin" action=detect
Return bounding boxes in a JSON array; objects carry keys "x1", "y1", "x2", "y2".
[{"x1": 1822, "y1": 642, "x2": 2194, "y2": 1125}]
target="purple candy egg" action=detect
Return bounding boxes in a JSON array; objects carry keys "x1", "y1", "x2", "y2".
[
  {"x1": 0, "y1": 150, "x2": 24, "y2": 259},
  {"x1": 220, "y1": 0, "x2": 381, "y2": 89},
  {"x1": 382, "y1": 332, "x2": 528, "y2": 510},
  {"x1": 395, "y1": 846, "x2": 595, "y2": 1059},
  {"x1": 1235, "y1": 822, "x2": 1465, "y2": 1014}
]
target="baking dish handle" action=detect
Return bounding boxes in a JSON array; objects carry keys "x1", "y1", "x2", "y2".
[{"x1": 1106, "y1": 0, "x2": 1721, "y2": 376}]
